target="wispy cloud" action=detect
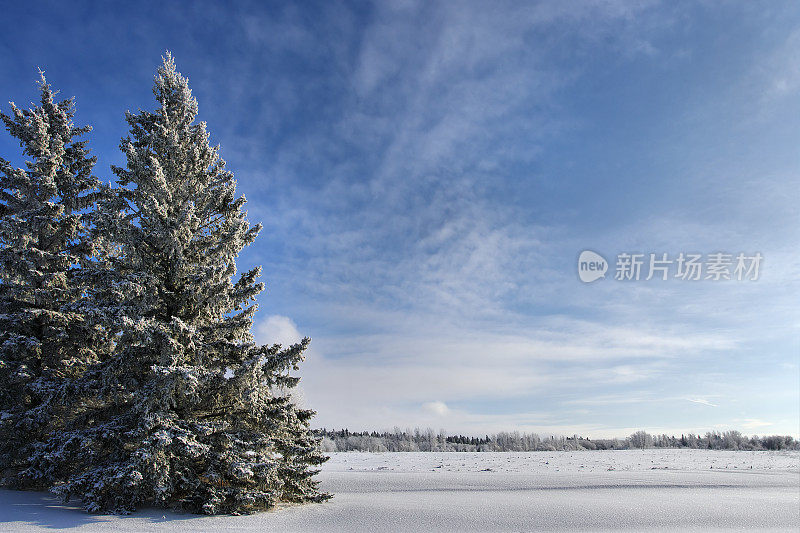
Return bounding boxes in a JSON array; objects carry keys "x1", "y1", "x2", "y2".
[
  {"x1": 236, "y1": 2, "x2": 799, "y2": 436},
  {"x1": 733, "y1": 418, "x2": 773, "y2": 430},
  {"x1": 687, "y1": 398, "x2": 718, "y2": 408}
]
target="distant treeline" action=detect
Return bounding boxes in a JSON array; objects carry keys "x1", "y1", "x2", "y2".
[{"x1": 314, "y1": 428, "x2": 798, "y2": 452}]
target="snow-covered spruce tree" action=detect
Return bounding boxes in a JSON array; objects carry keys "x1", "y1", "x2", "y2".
[
  {"x1": 0, "y1": 73, "x2": 103, "y2": 489},
  {"x1": 49, "y1": 54, "x2": 329, "y2": 514}
]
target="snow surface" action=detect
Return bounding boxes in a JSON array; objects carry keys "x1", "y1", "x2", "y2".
[{"x1": 1, "y1": 450, "x2": 798, "y2": 532}]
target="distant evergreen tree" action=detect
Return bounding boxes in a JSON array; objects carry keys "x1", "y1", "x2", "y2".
[
  {"x1": 0, "y1": 73, "x2": 102, "y2": 489},
  {"x1": 46, "y1": 54, "x2": 328, "y2": 514}
]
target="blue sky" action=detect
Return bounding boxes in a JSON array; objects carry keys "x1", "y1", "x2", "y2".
[{"x1": 1, "y1": 0, "x2": 798, "y2": 437}]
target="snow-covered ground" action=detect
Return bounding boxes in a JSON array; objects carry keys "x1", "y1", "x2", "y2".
[{"x1": 1, "y1": 450, "x2": 798, "y2": 532}]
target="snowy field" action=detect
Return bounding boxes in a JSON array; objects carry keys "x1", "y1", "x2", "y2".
[{"x1": 1, "y1": 450, "x2": 798, "y2": 532}]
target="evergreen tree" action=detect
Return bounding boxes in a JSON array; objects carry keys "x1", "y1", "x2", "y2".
[
  {"x1": 0, "y1": 73, "x2": 102, "y2": 489},
  {"x1": 48, "y1": 54, "x2": 329, "y2": 514}
]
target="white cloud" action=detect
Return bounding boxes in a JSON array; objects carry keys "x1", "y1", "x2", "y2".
[
  {"x1": 255, "y1": 315, "x2": 303, "y2": 347},
  {"x1": 687, "y1": 398, "x2": 718, "y2": 407},
  {"x1": 734, "y1": 418, "x2": 773, "y2": 430},
  {"x1": 422, "y1": 401, "x2": 450, "y2": 416}
]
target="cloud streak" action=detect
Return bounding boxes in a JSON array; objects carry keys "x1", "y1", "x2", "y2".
[{"x1": 687, "y1": 398, "x2": 718, "y2": 408}]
